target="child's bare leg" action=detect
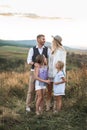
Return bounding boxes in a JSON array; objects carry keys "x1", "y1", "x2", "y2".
[
  {"x1": 36, "y1": 90, "x2": 43, "y2": 115},
  {"x1": 46, "y1": 82, "x2": 53, "y2": 111},
  {"x1": 39, "y1": 89, "x2": 46, "y2": 113},
  {"x1": 53, "y1": 96, "x2": 57, "y2": 111},
  {"x1": 57, "y1": 96, "x2": 62, "y2": 111}
]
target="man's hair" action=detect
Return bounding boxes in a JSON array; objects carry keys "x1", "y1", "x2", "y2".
[{"x1": 37, "y1": 34, "x2": 45, "y2": 39}]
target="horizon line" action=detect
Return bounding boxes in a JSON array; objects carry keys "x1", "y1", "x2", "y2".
[{"x1": 0, "y1": 39, "x2": 87, "y2": 50}]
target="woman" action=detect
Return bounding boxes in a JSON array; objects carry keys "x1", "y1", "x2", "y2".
[{"x1": 46, "y1": 35, "x2": 66, "y2": 111}]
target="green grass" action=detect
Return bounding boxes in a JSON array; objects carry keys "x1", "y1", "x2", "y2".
[
  {"x1": 0, "y1": 91, "x2": 87, "y2": 130},
  {"x1": 0, "y1": 46, "x2": 29, "y2": 72},
  {"x1": 0, "y1": 46, "x2": 29, "y2": 59},
  {"x1": 0, "y1": 70, "x2": 87, "y2": 130},
  {"x1": 0, "y1": 45, "x2": 87, "y2": 130}
]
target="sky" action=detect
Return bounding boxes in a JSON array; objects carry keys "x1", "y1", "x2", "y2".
[
  {"x1": 0, "y1": 0, "x2": 87, "y2": 48},
  {"x1": 0, "y1": 0, "x2": 87, "y2": 19}
]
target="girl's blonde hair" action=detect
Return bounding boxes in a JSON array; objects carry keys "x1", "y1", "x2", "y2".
[{"x1": 56, "y1": 61, "x2": 64, "y2": 70}]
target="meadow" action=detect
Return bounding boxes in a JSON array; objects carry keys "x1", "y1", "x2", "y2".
[{"x1": 0, "y1": 46, "x2": 87, "y2": 130}]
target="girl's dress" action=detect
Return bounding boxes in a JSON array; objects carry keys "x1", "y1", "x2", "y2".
[
  {"x1": 53, "y1": 71, "x2": 65, "y2": 96},
  {"x1": 35, "y1": 66, "x2": 48, "y2": 90}
]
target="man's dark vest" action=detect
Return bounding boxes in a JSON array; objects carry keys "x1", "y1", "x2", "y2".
[{"x1": 32, "y1": 46, "x2": 48, "y2": 69}]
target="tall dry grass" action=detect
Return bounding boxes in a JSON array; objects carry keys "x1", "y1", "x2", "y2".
[
  {"x1": 0, "y1": 65, "x2": 87, "y2": 109},
  {"x1": 0, "y1": 71, "x2": 30, "y2": 130},
  {"x1": 0, "y1": 66, "x2": 87, "y2": 130},
  {"x1": 0, "y1": 71, "x2": 29, "y2": 89},
  {"x1": 66, "y1": 64, "x2": 87, "y2": 108}
]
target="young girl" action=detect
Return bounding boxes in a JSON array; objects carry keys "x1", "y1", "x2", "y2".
[
  {"x1": 53, "y1": 61, "x2": 66, "y2": 113},
  {"x1": 34, "y1": 55, "x2": 50, "y2": 115}
]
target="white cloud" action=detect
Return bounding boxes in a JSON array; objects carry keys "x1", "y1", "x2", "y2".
[
  {"x1": 0, "y1": 0, "x2": 87, "y2": 19},
  {"x1": 0, "y1": 0, "x2": 87, "y2": 48}
]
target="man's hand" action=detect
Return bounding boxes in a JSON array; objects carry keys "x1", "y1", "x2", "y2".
[{"x1": 30, "y1": 62, "x2": 34, "y2": 65}]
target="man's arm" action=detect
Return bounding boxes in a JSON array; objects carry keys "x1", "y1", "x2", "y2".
[
  {"x1": 47, "y1": 47, "x2": 51, "y2": 57},
  {"x1": 27, "y1": 48, "x2": 34, "y2": 65}
]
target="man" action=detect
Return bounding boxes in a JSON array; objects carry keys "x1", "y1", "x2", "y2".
[{"x1": 26, "y1": 34, "x2": 51, "y2": 112}]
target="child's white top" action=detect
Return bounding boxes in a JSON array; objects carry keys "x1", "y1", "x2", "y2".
[{"x1": 53, "y1": 71, "x2": 66, "y2": 96}]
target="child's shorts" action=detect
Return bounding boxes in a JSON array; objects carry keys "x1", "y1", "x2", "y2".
[
  {"x1": 35, "y1": 80, "x2": 46, "y2": 91},
  {"x1": 35, "y1": 85, "x2": 46, "y2": 91}
]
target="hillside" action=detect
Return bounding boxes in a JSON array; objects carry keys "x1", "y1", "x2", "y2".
[
  {"x1": 0, "y1": 39, "x2": 87, "y2": 54},
  {"x1": 0, "y1": 39, "x2": 51, "y2": 48}
]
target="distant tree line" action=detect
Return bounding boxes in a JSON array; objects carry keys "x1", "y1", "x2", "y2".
[
  {"x1": 0, "y1": 52, "x2": 87, "y2": 72},
  {"x1": 66, "y1": 52, "x2": 87, "y2": 70},
  {"x1": 0, "y1": 57, "x2": 25, "y2": 72}
]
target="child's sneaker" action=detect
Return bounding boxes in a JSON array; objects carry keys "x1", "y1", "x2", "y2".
[
  {"x1": 53, "y1": 110, "x2": 58, "y2": 114},
  {"x1": 26, "y1": 107, "x2": 31, "y2": 112},
  {"x1": 36, "y1": 111, "x2": 40, "y2": 115}
]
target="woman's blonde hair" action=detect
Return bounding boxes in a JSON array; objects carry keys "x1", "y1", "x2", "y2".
[{"x1": 51, "y1": 39, "x2": 65, "y2": 54}]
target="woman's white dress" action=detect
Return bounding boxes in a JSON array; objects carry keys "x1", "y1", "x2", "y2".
[{"x1": 48, "y1": 48, "x2": 66, "y2": 79}]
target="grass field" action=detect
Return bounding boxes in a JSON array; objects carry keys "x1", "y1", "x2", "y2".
[
  {"x1": 0, "y1": 46, "x2": 29, "y2": 59},
  {"x1": 0, "y1": 45, "x2": 87, "y2": 130},
  {"x1": 0, "y1": 68, "x2": 87, "y2": 130}
]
